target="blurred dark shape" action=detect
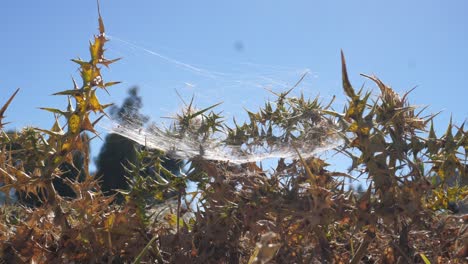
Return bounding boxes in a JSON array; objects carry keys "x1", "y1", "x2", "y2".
[
  {"x1": 234, "y1": 40, "x2": 244, "y2": 52},
  {"x1": 448, "y1": 201, "x2": 459, "y2": 213},
  {"x1": 95, "y1": 86, "x2": 181, "y2": 203}
]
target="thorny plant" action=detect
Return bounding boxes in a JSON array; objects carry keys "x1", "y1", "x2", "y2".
[{"x1": 0, "y1": 4, "x2": 467, "y2": 264}]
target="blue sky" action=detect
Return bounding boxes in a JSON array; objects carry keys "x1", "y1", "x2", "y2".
[{"x1": 1, "y1": 1, "x2": 467, "y2": 170}]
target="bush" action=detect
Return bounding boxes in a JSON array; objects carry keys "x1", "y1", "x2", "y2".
[{"x1": 0, "y1": 6, "x2": 466, "y2": 263}]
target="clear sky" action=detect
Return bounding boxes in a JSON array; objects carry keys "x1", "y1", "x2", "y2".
[{"x1": 1, "y1": 0, "x2": 467, "y2": 170}]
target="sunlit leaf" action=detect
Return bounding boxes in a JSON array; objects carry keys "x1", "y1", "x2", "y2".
[
  {"x1": 53, "y1": 89, "x2": 83, "y2": 96},
  {"x1": 81, "y1": 114, "x2": 97, "y2": 134},
  {"x1": 39, "y1": 107, "x2": 68, "y2": 116},
  {"x1": 71, "y1": 58, "x2": 90, "y2": 67},
  {"x1": 103, "y1": 81, "x2": 121, "y2": 88},
  {"x1": 419, "y1": 253, "x2": 431, "y2": 264},
  {"x1": 0, "y1": 88, "x2": 20, "y2": 127},
  {"x1": 88, "y1": 90, "x2": 103, "y2": 113},
  {"x1": 104, "y1": 213, "x2": 116, "y2": 231},
  {"x1": 444, "y1": 117, "x2": 456, "y2": 152},
  {"x1": 68, "y1": 114, "x2": 81, "y2": 133},
  {"x1": 341, "y1": 50, "x2": 356, "y2": 98},
  {"x1": 90, "y1": 36, "x2": 105, "y2": 63},
  {"x1": 99, "y1": 57, "x2": 121, "y2": 68}
]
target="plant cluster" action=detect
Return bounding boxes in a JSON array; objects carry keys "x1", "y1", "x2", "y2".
[{"x1": 0, "y1": 8, "x2": 467, "y2": 264}]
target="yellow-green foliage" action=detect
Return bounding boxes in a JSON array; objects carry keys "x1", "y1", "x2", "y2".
[{"x1": 0, "y1": 7, "x2": 467, "y2": 264}]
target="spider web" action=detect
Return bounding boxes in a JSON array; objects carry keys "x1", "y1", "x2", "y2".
[
  {"x1": 102, "y1": 36, "x2": 343, "y2": 164},
  {"x1": 109, "y1": 116, "x2": 343, "y2": 164}
]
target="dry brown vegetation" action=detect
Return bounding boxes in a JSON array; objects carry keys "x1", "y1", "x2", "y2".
[{"x1": 0, "y1": 7, "x2": 467, "y2": 264}]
